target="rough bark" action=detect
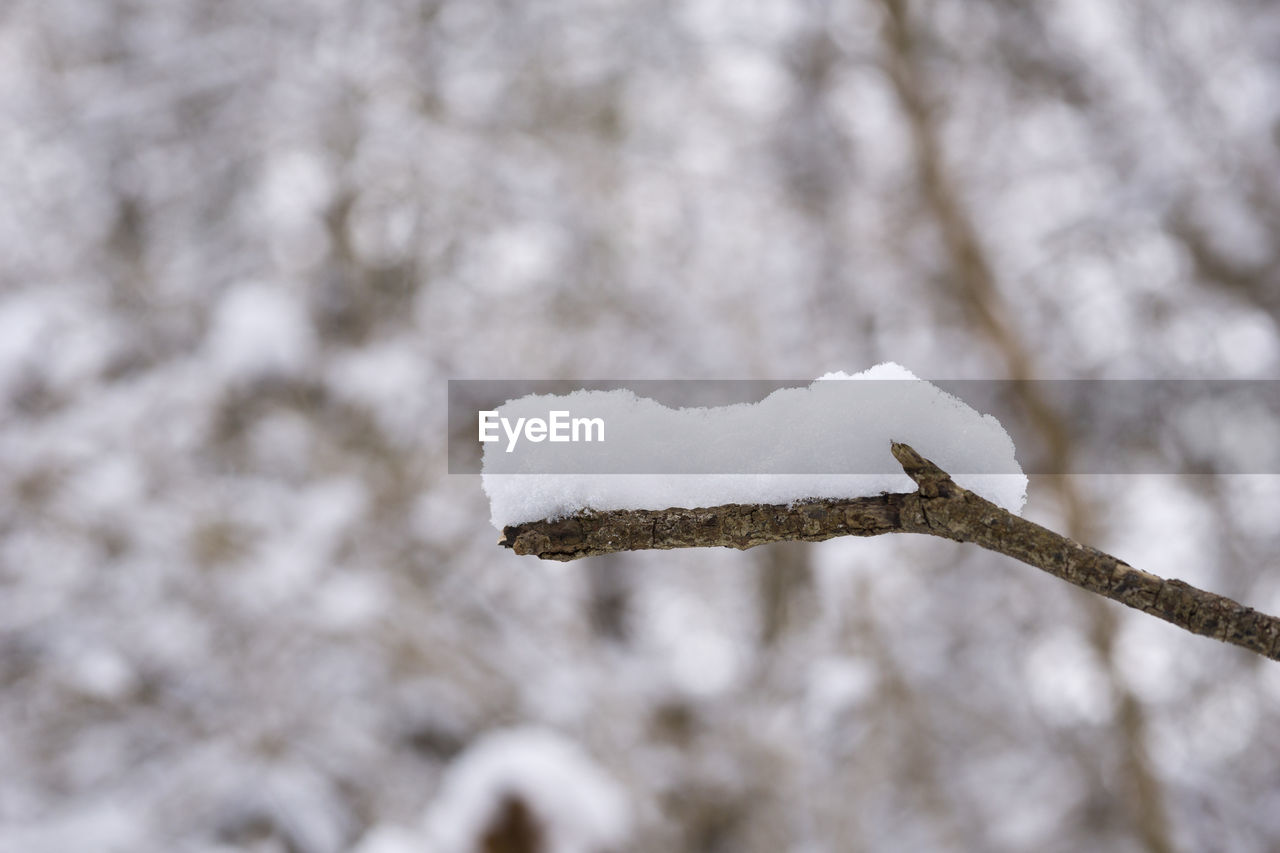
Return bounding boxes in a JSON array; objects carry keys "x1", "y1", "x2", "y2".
[{"x1": 499, "y1": 442, "x2": 1280, "y2": 662}]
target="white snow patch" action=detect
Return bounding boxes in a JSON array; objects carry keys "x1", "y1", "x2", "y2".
[
  {"x1": 351, "y1": 824, "x2": 426, "y2": 853},
  {"x1": 63, "y1": 645, "x2": 138, "y2": 702},
  {"x1": 206, "y1": 282, "x2": 316, "y2": 382},
  {"x1": 0, "y1": 292, "x2": 49, "y2": 387},
  {"x1": 0, "y1": 796, "x2": 143, "y2": 853},
  {"x1": 326, "y1": 339, "x2": 428, "y2": 443},
  {"x1": 260, "y1": 148, "x2": 335, "y2": 225},
  {"x1": 805, "y1": 655, "x2": 878, "y2": 734},
  {"x1": 61, "y1": 455, "x2": 145, "y2": 523},
  {"x1": 482, "y1": 363, "x2": 1026, "y2": 529},
  {"x1": 469, "y1": 222, "x2": 565, "y2": 294},
  {"x1": 1024, "y1": 630, "x2": 1114, "y2": 726},
  {"x1": 645, "y1": 585, "x2": 744, "y2": 697},
  {"x1": 0, "y1": 288, "x2": 116, "y2": 398},
  {"x1": 245, "y1": 478, "x2": 368, "y2": 604},
  {"x1": 422, "y1": 727, "x2": 630, "y2": 853},
  {"x1": 705, "y1": 46, "x2": 791, "y2": 119},
  {"x1": 312, "y1": 571, "x2": 388, "y2": 632}
]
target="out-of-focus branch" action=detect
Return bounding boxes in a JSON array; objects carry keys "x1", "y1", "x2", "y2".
[
  {"x1": 876, "y1": 2, "x2": 1172, "y2": 849},
  {"x1": 500, "y1": 443, "x2": 1280, "y2": 663}
]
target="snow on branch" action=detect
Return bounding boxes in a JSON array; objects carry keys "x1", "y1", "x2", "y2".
[
  {"x1": 500, "y1": 442, "x2": 1280, "y2": 663},
  {"x1": 479, "y1": 365, "x2": 1028, "y2": 528}
]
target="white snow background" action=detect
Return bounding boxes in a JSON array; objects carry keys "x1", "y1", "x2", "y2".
[{"x1": 483, "y1": 362, "x2": 1027, "y2": 529}]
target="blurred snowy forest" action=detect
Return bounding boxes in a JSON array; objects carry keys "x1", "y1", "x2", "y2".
[{"x1": 3, "y1": 0, "x2": 1280, "y2": 851}]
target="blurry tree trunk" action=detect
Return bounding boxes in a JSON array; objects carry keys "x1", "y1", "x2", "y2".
[
  {"x1": 749, "y1": 16, "x2": 845, "y2": 655},
  {"x1": 756, "y1": 541, "x2": 814, "y2": 647},
  {"x1": 481, "y1": 795, "x2": 544, "y2": 853},
  {"x1": 876, "y1": 1, "x2": 1174, "y2": 848},
  {"x1": 586, "y1": 553, "x2": 632, "y2": 643}
]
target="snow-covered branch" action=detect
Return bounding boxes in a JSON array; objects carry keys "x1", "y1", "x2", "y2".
[{"x1": 501, "y1": 442, "x2": 1280, "y2": 662}]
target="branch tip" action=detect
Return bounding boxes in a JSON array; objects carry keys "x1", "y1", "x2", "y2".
[{"x1": 890, "y1": 441, "x2": 955, "y2": 496}]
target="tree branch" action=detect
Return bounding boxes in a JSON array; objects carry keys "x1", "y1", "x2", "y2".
[{"x1": 499, "y1": 442, "x2": 1280, "y2": 662}]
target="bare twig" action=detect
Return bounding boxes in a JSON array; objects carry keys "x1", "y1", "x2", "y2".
[{"x1": 499, "y1": 442, "x2": 1280, "y2": 662}]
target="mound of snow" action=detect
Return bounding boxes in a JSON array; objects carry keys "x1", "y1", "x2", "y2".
[{"x1": 482, "y1": 363, "x2": 1026, "y2": 528}]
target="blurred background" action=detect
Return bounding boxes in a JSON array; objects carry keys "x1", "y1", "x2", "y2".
[{"x1": 3, "y1": 0, "x2": 1280, "y2": 850}]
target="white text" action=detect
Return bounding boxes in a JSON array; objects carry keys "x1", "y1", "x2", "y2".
[{"x1": 478, "y1": 410, "x2": 605, "y2": 452}]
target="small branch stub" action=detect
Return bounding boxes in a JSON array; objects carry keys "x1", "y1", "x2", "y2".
[{"x1": 498, "y1": 442, "x2": 1280, "y2": 662}]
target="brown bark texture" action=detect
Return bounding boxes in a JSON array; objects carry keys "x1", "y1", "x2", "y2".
[{"x1": 499, "y1": 443, "x2": 1280, "y2": 662}]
